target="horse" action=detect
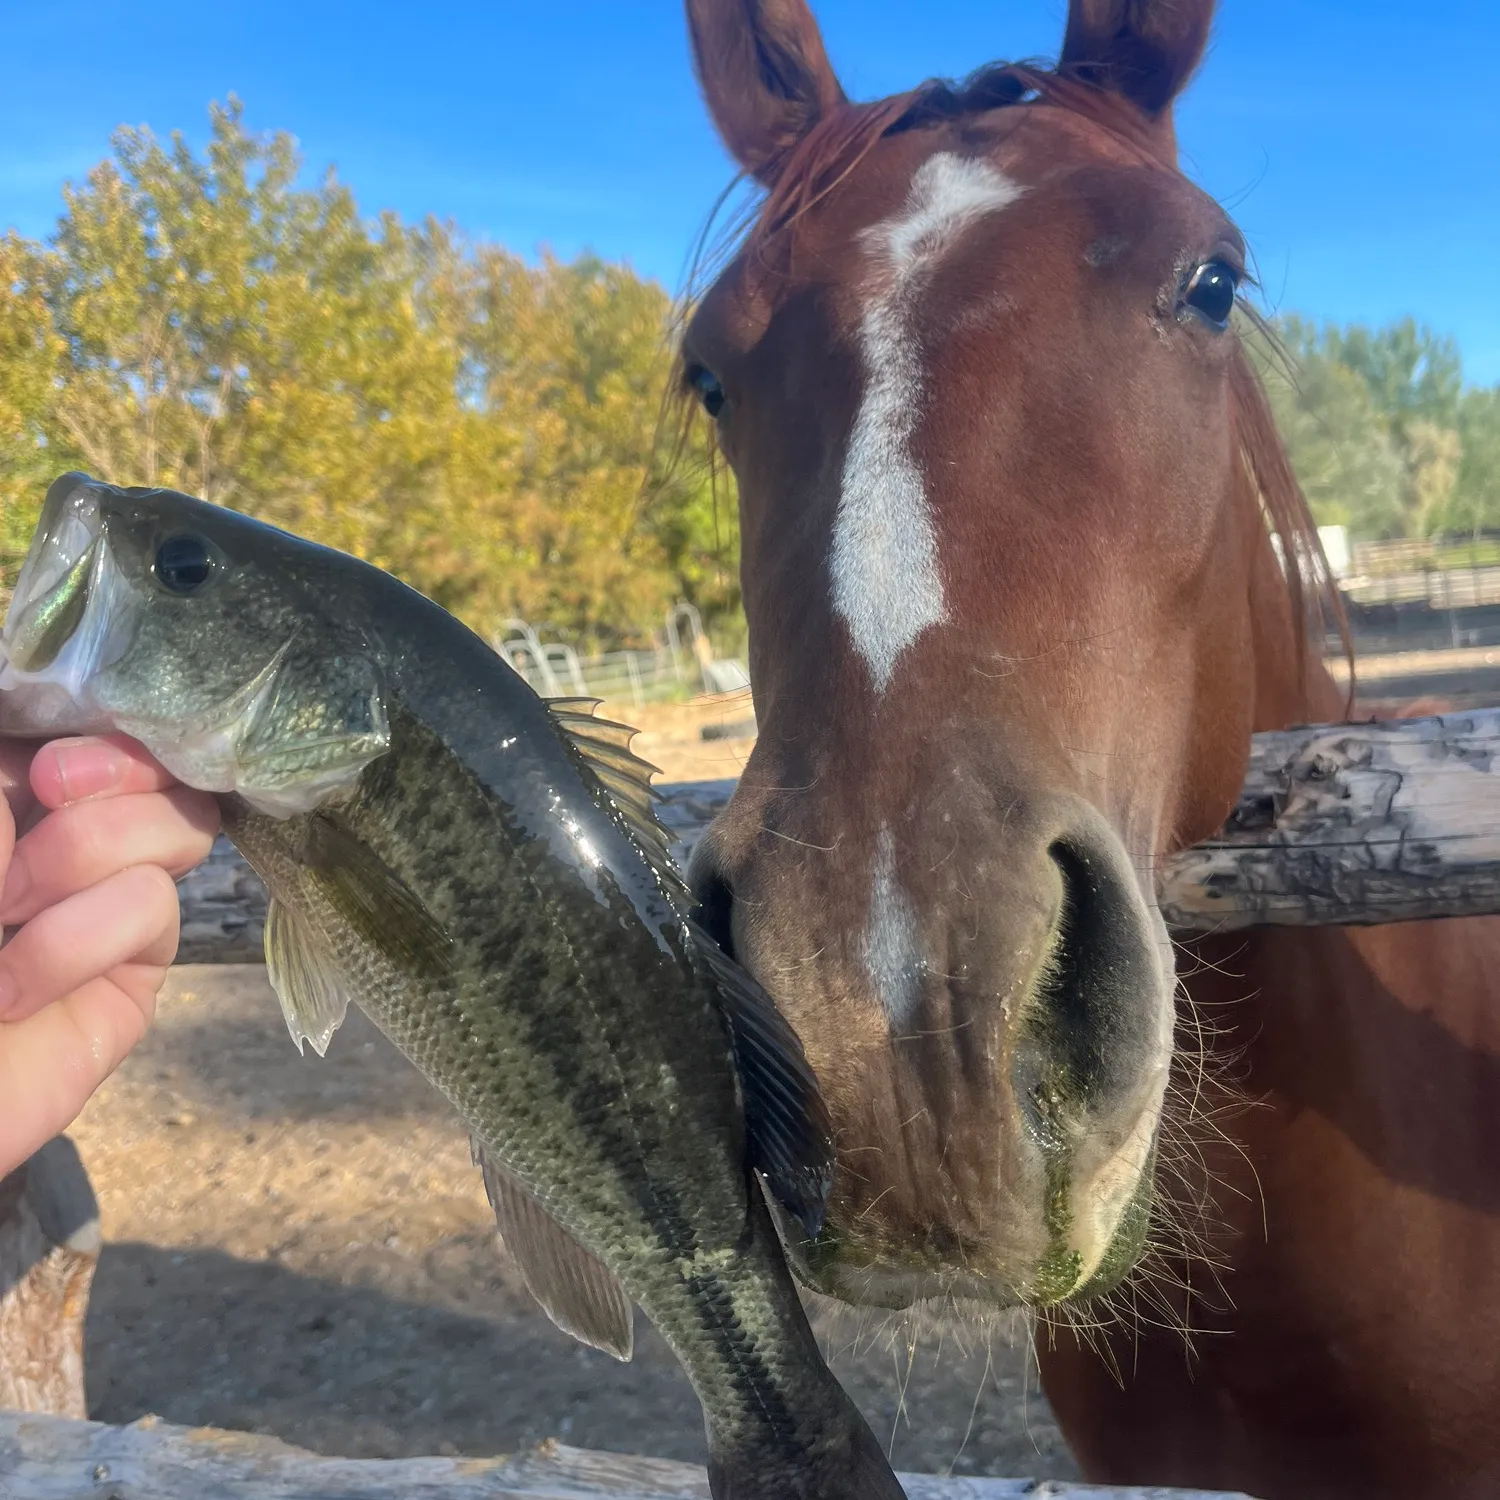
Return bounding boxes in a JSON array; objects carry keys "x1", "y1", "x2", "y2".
[{"x1": 675, "y1": 3, "x2": 1500, "y2": 1496}]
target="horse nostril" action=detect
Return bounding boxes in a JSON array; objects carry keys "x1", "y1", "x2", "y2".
[
  {"x1": 689, "y1": 863, "x2": 738, "y2": 961},
  {"x1": 1019, "y1": 834, "x2": 1160, "y2": 1139},
  {"x1": 1037, "y1": 841, "x2": 1108, "y2": 1096}
]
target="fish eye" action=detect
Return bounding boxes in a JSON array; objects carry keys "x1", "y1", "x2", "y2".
[
  {"x1": 1181, "y1": 259, "x2": 1240, "y2": 330},
  {"x1": 688, "y1": 364, "x2": 727, "y2": 419},
  {"x1": 153, "y1": 533, "x2": 214, "y2": 594}
]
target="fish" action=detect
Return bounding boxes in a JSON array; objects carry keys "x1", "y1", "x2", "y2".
[{"x1": 0, "y1": 473, "x2": 908, "y2": 1500}]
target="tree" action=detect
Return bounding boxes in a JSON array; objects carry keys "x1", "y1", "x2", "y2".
[
  {"x1": 1256, "y1": 314, "x2": 1496, "y2": 543},
  {"x1": 1446, "y1": 388, "x2": 1500, "y2": 539},
  {"x1": 1247, "y1": 316, "x2": 1407, "y2": 537},
  {"x1": 0, "y1": 235, "x2": 63, "y2": 581},
  {"x1": 0, "y1": 102, "x2": 736, "y2": 649}
]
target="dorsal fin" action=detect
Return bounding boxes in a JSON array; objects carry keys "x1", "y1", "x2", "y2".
[
  {"x1": 544, "y1": 697, "x2": 683, "y2": 882},
  {"x1": 545, "y1": 695, "x2": 604, "y2": 716},
  {"x1": 687, "y1": 922, "x2": 836, "y2": 1239},
  {"x1": 548, "y1": 711, "x2": 638, "y2": 757}
]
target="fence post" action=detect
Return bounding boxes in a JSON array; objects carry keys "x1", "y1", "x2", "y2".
[{"x1": 0, "y1": 1136, "x2": 100, "y2": 1417}]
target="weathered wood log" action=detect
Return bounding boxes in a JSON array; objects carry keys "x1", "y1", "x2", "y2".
[
  {"x1": 0, "y1": 1138, "x2": 100, "y2": 1418},
  {"x1": 1160, "y1": 709, "x2": 1500, "y2": 930},
  {"x1": 171, "y1": 711, "x2": 1500, "y2": 958},
  {"x1": 0, "y1": 1411, "x2": 1252, "y2": 1499}
]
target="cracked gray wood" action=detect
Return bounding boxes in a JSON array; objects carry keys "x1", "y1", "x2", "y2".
[
  {"x1": 173, "y1": 710, "x2": 1500, "y2": 958},
  {"x1": 0, "y1": 1412, "x2": 1252, "y2": 1499},
  {"x1": 0, "y1": 1138, "x2": 100, "y2": 1418},
  {"x1": 1159, "y1": 709, "x2": 1500, "y2": 930}
]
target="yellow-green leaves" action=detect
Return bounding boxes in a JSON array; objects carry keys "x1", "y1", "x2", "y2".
[
  {"x1": 1248, "y1": 314, "x2": 1497, "y2": 543},
  {"x1": 0, "y1": 102, "x2": 732, "y2": 647}
]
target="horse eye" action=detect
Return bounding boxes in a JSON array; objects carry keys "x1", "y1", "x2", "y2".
[
  {"x1": 154, "y1": 533, "x2": 214, "y2": 594},
  {"x1": 1182, "y1": 260, "x2": 1240, "y2": 329},
  {"x1": 690, "y1": 365, "x2": 727, "y2": 418}
]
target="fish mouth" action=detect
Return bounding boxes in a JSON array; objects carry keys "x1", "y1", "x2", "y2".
[
  {"x1": 0, "y1": 476, "x2": 134, "y2": 735},
  {"x1": 4, "y1": 479, "x2": 104, "y2": 670}
]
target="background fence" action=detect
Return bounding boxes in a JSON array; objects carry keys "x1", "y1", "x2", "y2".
[{"x1": 492, "y1": 604, "x2": 750, "y2": 709}]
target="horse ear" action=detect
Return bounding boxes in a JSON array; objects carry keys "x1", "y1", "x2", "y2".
[
  {"x1": 1059, "y1": 0, "x2": 1215, "y2": 117},
  {"x1": 686, "y1": 0, "x2": 846, "y2": 183}
]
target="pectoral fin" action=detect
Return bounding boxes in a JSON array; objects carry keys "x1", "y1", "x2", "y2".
[
  {"x1": 301, "y1": 811, "x2": 452, "y2": 977},
  {"x1": 470, "y1": 1138, "x2": 634, "y2": 1362},
  {"x1": 264, "y1": 898, "x2": 351, "y2": 1057}
]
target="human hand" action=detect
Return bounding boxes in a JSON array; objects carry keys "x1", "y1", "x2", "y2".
[{"x1": 0, "y1": 736, "x2": 219, "y2": 1179}]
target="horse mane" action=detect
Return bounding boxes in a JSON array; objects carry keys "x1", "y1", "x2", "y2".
[{"x1": 676, "y1": 61, "x2": 1351, "y2": 688}]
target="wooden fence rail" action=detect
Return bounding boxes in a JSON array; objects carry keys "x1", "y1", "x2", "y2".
[
  {"x1": 0, "y1": 1412, "x2": 1251, "y2": 1499},
  {"x1": 175, "y1": 709, "x2": 1500, "y2": 961}
]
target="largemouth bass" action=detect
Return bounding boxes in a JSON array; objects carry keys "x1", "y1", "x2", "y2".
[{"x1": 0, "y1": 473, "x2": 906, "y2": 1500}]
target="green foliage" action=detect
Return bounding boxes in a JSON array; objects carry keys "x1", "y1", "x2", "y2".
[
  {"x1": 5, "y1": 98, "x2": 1496, "y2": 624},
  {"x1": 0, "y1": 234, "x2": 63, "y2": 567},
  {"x1": 1452, "y1": 388, "x2": 1500, "y2": 540},
  {"x1": 0, "y1": 102, "x2": 732, "y2": 647},
  {"x1": 1250, "y1": 313, "x2": 1497, "y2": 543}
]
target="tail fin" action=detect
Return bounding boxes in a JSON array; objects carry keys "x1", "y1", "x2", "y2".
[{"x1": 706, "y1": 1410, "x2": 908, "y2": 1500}]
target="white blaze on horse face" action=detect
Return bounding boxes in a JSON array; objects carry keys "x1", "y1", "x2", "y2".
[
  {"x1": 832, "y1": 151, "x2": 1025, "y2": 694},
  {"x1": 865, "y1": 825, "x2": 925, "y2": 1028}
]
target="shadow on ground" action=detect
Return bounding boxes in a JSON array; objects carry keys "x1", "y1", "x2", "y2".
[
  {"x1": 86, "y1": 1239, "x2": 1069, "y2": 1477},
  {"x1": 71, "y1": 968, "x2": 1078, "y2": 1480}
]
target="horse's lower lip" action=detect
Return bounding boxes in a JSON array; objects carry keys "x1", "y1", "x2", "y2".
[
  {"x1": 770, "y1": 1096, "x2": 1164, "y2": 1313},
  {"x1": 783, "y1": 1225, "x2": 1131, "y2": 1313},
  {"x1": 771, "y1": 1199, "x2": 1027, "y2": 1310}
]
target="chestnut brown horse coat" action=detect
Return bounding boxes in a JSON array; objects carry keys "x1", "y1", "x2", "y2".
[{"x1": 680, "y1": 2, "x2": 1500, "y2": 1496}]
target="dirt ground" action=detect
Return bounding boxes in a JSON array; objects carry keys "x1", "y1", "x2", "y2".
[
  {"x1": 68, "y1": 965, "x2": 1078, "y2": 1481},
  {"x1": 604, "y1": 692, "x2": 759, "y2": 784}
]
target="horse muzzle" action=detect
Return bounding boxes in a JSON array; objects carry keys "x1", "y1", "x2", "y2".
[{"x1": 691, "y1": 772, "x2": 1175, "y2": 1310}]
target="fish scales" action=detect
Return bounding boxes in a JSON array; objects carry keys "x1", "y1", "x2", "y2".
[
  {"x1": 226, "y1": 709, "x2": 810, "y2": 1444},
  {"x1": 226, "y1": 700, "x2": 746, "y2": 1282},
  {"x1": 0, "y1": 473, "x2": 907, "y2": 1500}
]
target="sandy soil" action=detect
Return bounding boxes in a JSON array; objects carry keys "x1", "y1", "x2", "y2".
[
  {"x1": 67, "y1": 966, "x2": 1078, "y2": 1481},
  {"x1": 1333, "y1": 644, "x2": 1500, "y2": 682},
  {"x1": 602, "y1": 693, "x2": 758, "y2": 785}
]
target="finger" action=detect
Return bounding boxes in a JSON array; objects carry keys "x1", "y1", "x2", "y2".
[
  {"x1": 0, "y1": 865, "x2": 181, "y2": 1023},
  {"x1": 0, "y1": 972, "x2": 159, "y2": 1178},
  {"x1": 29, "y1": 735, "x2": 186, "y2": 810},
  {"x1": 0, "y1": 779, "x2": 13, "y2": 905},
  {"x1": 0, "y1": 788, "x2": 220, "y2": 925},
  {"x1": 0, "y1": 740, "x2": 38, "y2": 830}
]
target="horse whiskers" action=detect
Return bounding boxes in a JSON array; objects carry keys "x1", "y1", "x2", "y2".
[
  {"x1": 1171, "y1": 938, "x2": 1253, "y2": 981},
  {"x1": 757, "y1": 824, "x2": 842, "y2": 852},
  {"x1": 943, "y1": 1334, "x2": 995, "y2": 1476},
  {"x1": 804, "y1": 967, "x2": 1258, "y2": 1397},
  {"x1": 1045, "y1": 984, "x2": 1260, "y2": 1361}
]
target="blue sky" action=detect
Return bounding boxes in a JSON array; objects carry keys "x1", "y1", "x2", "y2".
[{"x1": 1, "y1": 0, "x2": 1495, "y2": 383}]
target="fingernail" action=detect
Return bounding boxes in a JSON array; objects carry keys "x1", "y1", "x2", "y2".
[{"x1": 53, "y1": 742, "x2": 124, "y2": 803}]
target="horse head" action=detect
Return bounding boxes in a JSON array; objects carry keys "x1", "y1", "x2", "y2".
[{"x1": 681, "y1": 0, "x2": 1333, "y2": 1311}]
